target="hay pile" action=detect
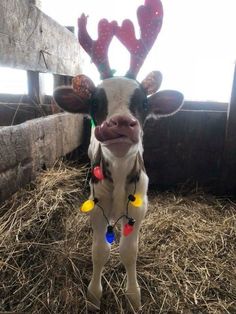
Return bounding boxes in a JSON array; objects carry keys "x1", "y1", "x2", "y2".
[{"x1": 0, "y1": 162, "x2": 235, "y2": 313}]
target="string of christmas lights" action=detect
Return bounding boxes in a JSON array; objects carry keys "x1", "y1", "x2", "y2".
[{"x1": 80, "y1": 164, "x2": 143, "y2": 244}]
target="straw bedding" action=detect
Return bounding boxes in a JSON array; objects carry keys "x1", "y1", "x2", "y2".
[{"x1": 0, "y1": 161, "x2": 235, "y2": 313}]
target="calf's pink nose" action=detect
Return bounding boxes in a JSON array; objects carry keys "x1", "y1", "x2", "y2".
[{"x1": 106, "y1": 115, "x2": 138, "y2": 128}]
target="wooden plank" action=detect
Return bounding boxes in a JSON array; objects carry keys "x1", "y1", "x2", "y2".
[
  {"x1": 182, "y1": 101, "x2": 228, "y2": 112},
  {"x1": 0, "y1": 94, "x2": 52, "y2": 104},
  {"x1": 0, "y1": 103, "x2": 55, "y2": 126},
  {"x1": 0, "y1": 0, "x2": 82, "y2": 76},
  {"x1": 221, "y1": 64, "x2": 236, "y2": 193},
  {"x1": 0, "y1": 113, "x2": 84, "y2": 202},
  {"x1": 0, "y1": 94, "x2": 29, "y2": 103},
  {"x1": 0, "y1": 103, "x2": 43, "y2": 126},
  {"x1": 144, "y1": 110, "x2": 227, "y2": 190}
]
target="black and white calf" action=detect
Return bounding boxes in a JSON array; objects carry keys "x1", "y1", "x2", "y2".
[
  {"x1": 54, "y1": 73, "x2": 183, "y2": 310},
  {"x1": 53, "y1": 0, "x2": 184, "y2": 310}
]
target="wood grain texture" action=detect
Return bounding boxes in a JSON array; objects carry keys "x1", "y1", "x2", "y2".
[
  {"x1": 0, "y1": 0, "x2": 82, "y2": 75},
  {"x1": 0, "y1": 113, "x2": 84, "y2": 202},
  {"x1": 0, "y1": 103, "x2": 57, "y2": 126}
]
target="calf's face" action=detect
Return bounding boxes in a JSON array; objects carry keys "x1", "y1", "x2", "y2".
[
  {"x1": 92, "y1": 77, "x2": 146, "y2": 157},
  {"x1": 53, "y1": 72, "x2": 184, "y2": 158}
]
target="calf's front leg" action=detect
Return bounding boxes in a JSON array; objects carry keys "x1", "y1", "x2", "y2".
[
  {"x1": 119, "y1": 218, "x2": 143, "y2": 311},
  {"x1": 87, "y1": 210, "x2": 111, "y2": 310}
]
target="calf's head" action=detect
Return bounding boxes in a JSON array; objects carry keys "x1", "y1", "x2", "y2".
[
  {"x1": 53, "y1": 0, "x2": 183, "y2": 158},
  {"x1": 54, "y1": 73, "x2": 183, "y2": 158}
]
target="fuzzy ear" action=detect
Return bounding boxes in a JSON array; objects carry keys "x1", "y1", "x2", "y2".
[
  {"x1": 141, "y1": 71, "x2": 162, "y2": 95},
  {"x1": 53, "y1": 75, "x2": 96, "y2": 114},
  {"x1": 53, "y1": 86, "x2": 90, "y2": 113},
  {"x1": 146, "y1": 90, "x2": 184, "y2": 117}
]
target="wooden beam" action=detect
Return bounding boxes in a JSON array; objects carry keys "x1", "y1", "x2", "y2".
[
  {"x1": 0, "y1": 94, "x2": 52, "y2": 104},
  {"x1": 0, "y1": 103, "x2": 55, "y2": 126},
  {"x1": 0, "y1": 0, "x2": 82, "y2": 76},
  {"x1": 182, "y1": 101, "x2": 228, "y2": 112},
  {"x1": 0, "y1": 103, "x2": 42, "y2": 126},
  {"x1": 0, "y1": 94, "x2": 29, "y2": 103},
  {"x1": 221, "y1": 64, "x2": 236, "y2": 193},
  {"x1": 27, "y1": 70, "x2": 43, "y2": 104}
]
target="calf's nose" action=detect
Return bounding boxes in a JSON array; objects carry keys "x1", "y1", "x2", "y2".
[
  {"x1": 106, "y1": 115, "x2": 138, "y2": 128},
  {"x1": 95, "y1": 115, "x2": 140, "y2": 143}
]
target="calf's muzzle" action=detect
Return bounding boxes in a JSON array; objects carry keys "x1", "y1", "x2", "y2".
[{"x1": 94, "y1": 115, "x2": 140, "y2": 144}]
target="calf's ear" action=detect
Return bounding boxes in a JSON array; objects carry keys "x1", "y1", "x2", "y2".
[
  {"x1": 53, "y1": 75, "x2": 96, "y2": 114},
  {"x1": 53, "y1": 86, "x2": 90, "y2": 113},
  {"x1": 146, "y1": 90, "x2": 184, "y2": 117}
]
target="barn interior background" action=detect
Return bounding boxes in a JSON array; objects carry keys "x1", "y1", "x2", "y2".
[{"x1": 0, "y1": 0, "x2": 235, "y2": 313}]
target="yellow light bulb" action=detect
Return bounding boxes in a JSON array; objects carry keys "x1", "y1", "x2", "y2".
[
  {"x1": 80, "y1": 199, "x2": 95, "y2": 212},
  {"x1": 131, "y1": 194, "x2": 143, "y2": 207}
]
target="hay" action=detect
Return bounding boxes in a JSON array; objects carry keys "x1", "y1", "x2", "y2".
[{"x1": 0, "y1": 161, "x2": 235, "y2": 313}]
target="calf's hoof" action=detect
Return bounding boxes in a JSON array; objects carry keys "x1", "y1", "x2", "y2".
[
  {"x1": 87, "y1": 284, "x2": 102, "y2": 312},
  {"x1": 126, "y1": 286, "x2": 141, "y2": 312}
]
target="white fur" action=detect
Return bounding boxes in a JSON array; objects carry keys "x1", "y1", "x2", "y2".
[
  {"x1": 98, "y1": 77, "x2": 140, "y2": 118},
  {"x1": 87, "y1": 78, "x2": 148, "y2": 311}
]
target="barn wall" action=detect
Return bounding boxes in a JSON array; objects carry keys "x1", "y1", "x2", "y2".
[
  {"x1": 0, "y1": 113, "x2": 84, "y2": 202},
  {"x1": 144, "y1": 109, "x2": 227, "y2": 189}
]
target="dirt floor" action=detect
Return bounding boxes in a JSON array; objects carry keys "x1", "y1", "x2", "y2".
[{"x1": 0, "y1": 161, "x2": 235, "y2": 313}]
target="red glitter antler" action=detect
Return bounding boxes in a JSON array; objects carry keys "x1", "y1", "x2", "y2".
[
  {"x1": 78, "y1": 14, "x2": 117, "y2": 79},
  {"x1": 116, "y1": 0, "x2": 163, "y2": 79}
]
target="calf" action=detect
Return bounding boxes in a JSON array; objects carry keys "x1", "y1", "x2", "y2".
[{"x1": 53, "y1": 0, "x2": 183, "y2": 311}]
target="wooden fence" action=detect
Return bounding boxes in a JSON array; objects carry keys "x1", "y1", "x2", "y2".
[
  {"x1": 0, "y1": 0, "x2": 85, "y2": 202},
  {"x1": 0, "y1": 0, "x2": 235, "y2": 203}
]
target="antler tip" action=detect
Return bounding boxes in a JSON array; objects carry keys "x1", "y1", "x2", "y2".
[{"x1": 78, "y1": 13, "x2": 88, "y2": 27}]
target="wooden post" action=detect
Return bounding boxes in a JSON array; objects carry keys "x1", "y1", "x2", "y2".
[
  {"x1": 27, "y1": 70, "x2": 43, "y2": 105},
  {"x1": 221, "y1": 63, "x2": 236, "y2": 194}
]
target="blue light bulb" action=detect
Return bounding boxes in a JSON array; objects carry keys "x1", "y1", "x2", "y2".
[{"x1": 105, "y1": 226, "x2": 115, "y2": 244}]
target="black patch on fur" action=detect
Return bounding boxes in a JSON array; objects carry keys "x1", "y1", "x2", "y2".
[
  {"x1": 101, "y1": 159, "x2": 113, "y2": 183},
  {"x1": 129, "y1": 88, "x2": 148, "y2": 125},
  {"x1": 91, "y1": 88, "x2": 108, "y2": 125},
  {"x1": 127, "y1": 152, "x2": 146, "y2": 184}
]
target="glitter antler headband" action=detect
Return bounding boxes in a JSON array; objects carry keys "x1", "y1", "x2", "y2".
[{"x1": 78, "y1": 0, "x2": 163, "y2": 80}]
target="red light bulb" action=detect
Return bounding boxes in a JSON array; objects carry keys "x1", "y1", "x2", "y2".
[
  {"x1": 123, "y1": 223, "x2": 134, "y2": 236},
  {"x1": 123, "y1": 218, "x2": 135, "y2": 237},
  {"x1": 93, "y1": 166, "x2": 104, "y2": 180}
]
